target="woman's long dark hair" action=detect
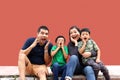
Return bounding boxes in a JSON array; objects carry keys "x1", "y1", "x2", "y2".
[{"x1": 69, "y1": 26, "x2": 81, "y2": 42}]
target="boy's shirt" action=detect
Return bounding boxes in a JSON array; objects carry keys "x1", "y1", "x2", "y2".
[
  {"x1": 78, "y1": 39, "x2": 99, "y2": 64},
  {"x1": 51, "y1": 45, "x2": 68, "y2": 66},
  {"x1": 78, "y1": 39, "x2": 99, "y2": 52}
]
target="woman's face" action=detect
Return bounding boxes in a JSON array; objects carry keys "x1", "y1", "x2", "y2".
[{"x1": 69, "y1": 28, "x2": 80, "y2": 41}]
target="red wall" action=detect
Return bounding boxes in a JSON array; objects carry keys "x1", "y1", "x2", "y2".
[{"x1": 0, "y1": 0, "x2": 120, "y2": 65}]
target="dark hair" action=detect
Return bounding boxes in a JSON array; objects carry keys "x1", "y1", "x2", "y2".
[
  {"x1": 80, "y1": 28, "x2": 90, "y2": 35},
  {"x1": 69, "y1": 26, "x2": 81, "y2": 41},
  {"x1": 69, "y1": 26, "x2": 80, "y2": 36},
  {"x1": 37, "y1": 26, "x2": 49, "y2": 33},
  {"x1": 55, "y1": 35, "x2": 66, "y2": 43}
]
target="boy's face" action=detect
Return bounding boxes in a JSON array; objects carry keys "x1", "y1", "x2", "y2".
[
  {"x1": 70, "y1": 28, "x2": 80, "y2": 41},
  {"x1": 80, "y1": 31, "x2": 90, "y2": 41},
  {"x1": 57, "y1": 37, "x2": 64, "y2": 45},
  {"x1": 37, "y1": 29, "x2": 48, "y2": 44}
]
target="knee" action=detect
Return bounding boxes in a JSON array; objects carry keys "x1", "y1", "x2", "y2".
[
  {"x1": 84, "y1": 66, "x2": 94, "y2": 74},
  {"x1": 101, "y1": 67, "x2": 109, "y2": 73},
  {"x1": 92, "y1": 63, "x2": 100, "y2": 70},
  {"x1": 37, "y1": 71, "x2": 46, "y2": 78},
  {"x1": 52, "y1": 62, "x2": 59, "y2": 68},
  {"x1": 69, "y1": 55, "x2": 78, "y2": 62}
]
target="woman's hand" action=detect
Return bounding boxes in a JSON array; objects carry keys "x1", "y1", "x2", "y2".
[{"x1": 70, "y1": 37, "x2": 78, "y2": 46}]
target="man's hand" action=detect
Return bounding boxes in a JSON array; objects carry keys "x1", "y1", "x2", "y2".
[
  {"x1": 30, "y1": 37, "x2": 39, "y2": 48},
  {"x1": 44, "y1": 40, "x2": 50, "y2": 50}
]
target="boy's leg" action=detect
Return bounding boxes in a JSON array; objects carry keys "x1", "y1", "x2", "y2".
[
  {"x1": 99, "y1": 62, "x2": 110, "y2": 80},
  {"x1": 85, "y1": 59, "x2": 100, "y2": 80},
  {"x1": 60, "y1": 64, "x2": 67, "y2": 80},
  {"x1": 18, "y1": 53, "x2": 33, "y2": 80},
  {"x1": 33, "y1": 64, "x2": 48, "y2": 80},
  {"x1": 51, "y1": 62, "x2": 59, "y2": 80}
]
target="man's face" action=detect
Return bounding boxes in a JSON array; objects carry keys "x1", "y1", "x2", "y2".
[{"x1": 37, "y1": 29, "x2": 48, "y2": 44}]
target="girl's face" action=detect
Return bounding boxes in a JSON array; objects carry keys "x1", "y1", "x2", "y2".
[{"x1": 69, "y1": 28, "x2": 80, "y2": 41}]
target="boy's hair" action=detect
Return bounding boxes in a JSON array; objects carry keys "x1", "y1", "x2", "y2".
[
  {"x1": 55, "y1": 35, "x2": 66, "y2": 43},
  {"x1": 80, "y1": 28, "x2": 90, "y2": 35},
  {"x1": 37, "y1": 26, "x2": 49, "y2": 33}
]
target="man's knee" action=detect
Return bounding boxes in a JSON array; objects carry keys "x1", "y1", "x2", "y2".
[{"x1": 37, "y1": 71, "x2": 46, "y2": 76}]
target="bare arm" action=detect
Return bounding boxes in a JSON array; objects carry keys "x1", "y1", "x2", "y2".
[
  {"x1": 96, "y1": 49, "x2": 101, "y2": 63},
  {"x1": 61, "y1": 42, "x2": 68, "y2": 59},
  {"x1": 70, "y1": 37, "x2": 78, "y2": 46},
  {"x1": 44, "y1": 40, "x2": 52, "y2": 65},
  {"x1": 51, "y1": 46, "x2": 60, "y2": 57},
  {"x1": 78, "y1": 40, "x2": 86, "y2": 54},
  {"x1": 20, "y1": 38, "x2": 39, "y2": 55}
]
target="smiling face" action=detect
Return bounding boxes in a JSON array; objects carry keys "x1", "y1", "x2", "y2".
[
  {"x1": 80, "y1": 31, "x2": 90, "y2": 41},
  {"x1": 37, "y1": 29, "x2": 48, "y2": 45},
  {"x1": 69, "y1": 28, "x2": 80, "y2": 41}
]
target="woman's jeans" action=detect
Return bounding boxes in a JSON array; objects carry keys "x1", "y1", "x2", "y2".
[
  {"x1": 52, "y1": 62, "x2": 66, "y2": 80},
  {"x1": 65, "y1": 55, "x2": 95, "y2": 80}
]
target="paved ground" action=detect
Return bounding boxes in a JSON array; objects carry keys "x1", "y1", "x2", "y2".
[{"x1": 0, "y1": 65, "x2": 120, "y2": 80}]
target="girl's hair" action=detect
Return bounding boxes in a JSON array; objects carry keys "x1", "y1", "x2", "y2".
[{"x1": 69, "y1": 26, "x2": 80, "y2": 36}]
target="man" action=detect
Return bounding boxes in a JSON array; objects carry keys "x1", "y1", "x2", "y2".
[{"x1": 18, "y1": 26, "x2": 53, "y2": 80}]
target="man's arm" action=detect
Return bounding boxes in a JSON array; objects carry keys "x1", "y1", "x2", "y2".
[
  {"x1": 19, "y1": 46, "x2": 33, "y2": 55},
  {"x1": 44, "y1": 41, "x2": 53, "y2": 65},
  {"x1": 20, "y1": 38, "x2": 38, "y2": 55}
]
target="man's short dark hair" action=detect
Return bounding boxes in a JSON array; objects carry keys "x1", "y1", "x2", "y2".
[
  {"x1": 37, "y1": 26, "x2": 49, "y2": 33},
  {"x1": 55, "y1": 35, "x2": 66, "y2": 43},
  {"x1": 80, "y1": 28, "x2": 90, "y2": 35}
]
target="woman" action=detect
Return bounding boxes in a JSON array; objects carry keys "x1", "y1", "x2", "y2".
[{"x1": 65, "y1": 26, "x2": 96, "y2": 80}]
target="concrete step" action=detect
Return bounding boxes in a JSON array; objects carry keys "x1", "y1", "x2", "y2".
[{"x1": 0, "y1": 65, "x2": 120, "y2": 80}]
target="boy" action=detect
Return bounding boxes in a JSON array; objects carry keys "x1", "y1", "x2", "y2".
[
  {"x1": 51, "y1": 35, "x2": 68, "y2": 80},
  {"x1": 78, "y1": 28, "x2": 110, "y2": 80}
]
